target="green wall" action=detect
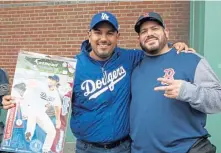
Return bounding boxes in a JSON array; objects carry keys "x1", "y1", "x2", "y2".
[
  {"x1": 190, "y1": 1, "x2": 221, "y2": 152},
  {"x1": 204, "y1": 1, "x2": 221, "y2": 152}
]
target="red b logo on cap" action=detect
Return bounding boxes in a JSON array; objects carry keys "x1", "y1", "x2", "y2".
[{"x1": 143, "y1": 13, "x2": 149, "y2": 17}]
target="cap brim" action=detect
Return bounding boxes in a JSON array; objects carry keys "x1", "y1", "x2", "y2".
[
  {"x1": 48, "y1": 76, "x2": 58, "y2": 81},
  {"x1": 90, "y1": 20, "x2": 118, "y2": 31},
  {"x1": 48, "y1": 76, "x2": 53, "y2": 79}
]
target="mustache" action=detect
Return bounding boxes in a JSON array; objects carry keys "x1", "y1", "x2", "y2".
[{"x1": 144, "y1": 36, "x2": 158, "y2": 43}]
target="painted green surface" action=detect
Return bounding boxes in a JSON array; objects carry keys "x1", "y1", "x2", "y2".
[
  {"x1": 204, "y1": 1, "x2": 221, "y2": 152},
  {"x1": 189, "y1": 1, "x2": 205, "y2": 56},
  {"x1": 190, "y1": 1, "x2": 221, "y2": 152}
]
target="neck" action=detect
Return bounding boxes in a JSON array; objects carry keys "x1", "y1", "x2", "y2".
[
  {"x1": 158, "y1": 44, "x2": 171, "y2": 55},
  {"x1": 89, "y1": 51, "x2": 111, "y2": 61},
  {"x1": 49, "y1": 87, "x2": 55, "y2": 91},
  {"x1": 146, "y1": 44, "x2": 171, "y2": 56}
]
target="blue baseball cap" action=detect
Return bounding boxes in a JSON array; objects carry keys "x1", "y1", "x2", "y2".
[
  {"x1": 90, "y1": 12, "x2": 119, "y2": 31},
  {"x1": 48, "y1": 75, "x2": 60, "y2": 82},
  {"x1": 135, "y1": 12, "x2": 165, "y2": 33}
]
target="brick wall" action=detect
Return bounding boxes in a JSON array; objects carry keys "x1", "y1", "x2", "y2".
[{"x1": 0, "y1": 1, "x2": 190, "y2": 83}]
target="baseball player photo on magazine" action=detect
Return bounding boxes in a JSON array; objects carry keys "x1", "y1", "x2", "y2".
[{"x1": 0, "y1": 51, "x2": 76, "y2": 153}]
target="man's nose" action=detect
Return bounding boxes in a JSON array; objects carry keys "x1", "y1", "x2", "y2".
[
  {"x1": 146, "y1": 30, "x2": 154, "y2": 37},
  {"x1": 100, "y1": 34, "x2": 108, "y2": 41}
]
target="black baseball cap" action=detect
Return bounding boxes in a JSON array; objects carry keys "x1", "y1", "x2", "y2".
[{"x1": 134, "y1": 12, "x2": 165, "y2": 33}]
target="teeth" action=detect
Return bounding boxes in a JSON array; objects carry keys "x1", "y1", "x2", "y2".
[
  {"x1": 99, "y1": 44, "x2": 108, "y2": 47},
  {"x1": 148, "y1": 39, "x2": 156, "y2": 41}
]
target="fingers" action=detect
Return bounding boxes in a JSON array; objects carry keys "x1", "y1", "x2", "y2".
[
  {"x1": 157, "y1": 78, "x2": 173, "y2": 85},
  {"x1": 154, "y1": 85, "x2": 173, "y2": 91},
  {"x1": 175, "y1": 44, "x2": 182, "y2": 52},
  {"x1": 154, "y1": 85, "x2": 176, "y2": 99},
  {"x1": 174, "y1": 42, "x2": 188, "y2": 52},
  {"x1": 2, "y1": 95, "x2": 16, "y2": 110},
  {"x1": 183, "y1": 43, "x2": 189, "y2": 50},
  {"x1": 174, "y1": 43, "x2": 179, "y2": 51},
  {"x1": 154, "y1": 78, "x2": 182, "y2": 99},
  {"x1": 3, "y1": 103, "x2": 16, "y2": 110},
  {"x1": 177, "y1": 48, "x2": 196, "y2": 54},
  {"x1": 187, "y1": 48, "x2": 196, "y2": 52},
  {"x1": 164, "y1": 93, "x2": 176, "y2": 99},
  {"x1": 174, "y1": 42, "x2": 189, "y2": 54},
  {"x1": 3, "y1": 95, "x2": 12, "y2": 101},
  {"x1": 155, "y1": 86, "x2": 177, "y2": 99},
  {"x1": 179, "y1": 42, "x2": 188, "y2": 51},
  {"x1": 154, "y1": 78, "x2": 174, "y2": 91}
]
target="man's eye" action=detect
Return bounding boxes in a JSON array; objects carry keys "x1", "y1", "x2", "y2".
[
  {"x1": 152, "y1": 27, "x2": 159, "y2": 30},
  {"x1": 108, "y1": 32, "x2": 114, "y2": 35},
  {"x1": 140, "y1": 30, "x2": 147, "y2": 34},
  {"x1": 94, "y1": 31, "x2": 101, "y2": 35}
]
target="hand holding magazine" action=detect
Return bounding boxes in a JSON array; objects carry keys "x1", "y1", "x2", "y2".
[{"x1": 1, "y1": 51, "x2": 76, "y2": 153}]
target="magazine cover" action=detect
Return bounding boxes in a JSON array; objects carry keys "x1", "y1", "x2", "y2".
[{"x1": 1, "y1": 51, "x2": 76, "y2": 153}]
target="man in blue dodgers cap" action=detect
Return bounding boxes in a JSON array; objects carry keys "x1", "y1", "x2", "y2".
[
  {"x1": 130, "y1": 12, "x2": 219, "y2": 153},
  {"x1": 2, "y1": 11, "x2": 192, "y2": 153}
]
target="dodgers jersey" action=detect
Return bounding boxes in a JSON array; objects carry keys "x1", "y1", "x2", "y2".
[{"x1": 70, "y1": 40, "x2": 143, "y2": 143}]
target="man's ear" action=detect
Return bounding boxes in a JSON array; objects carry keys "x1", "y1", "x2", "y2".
[
  {"x1": 88, "y1": 30, "x2": 91, "y2": 43},
  {"x1": 164, "y1": 28, "x2": 169, "y2": 39},
  {"x1": 137, "y1": 35, "x2": 140, "y2": 43},
  {"x1": 117, "y1": 32, "x2": 120, "y2": 39}
]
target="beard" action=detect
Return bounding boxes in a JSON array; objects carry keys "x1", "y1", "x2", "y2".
[
  {"x1": 140, "y1": 42, "x2": 159, "y2": 55},
  {"x1": 94, "y1": 50, "x2": 111, "y2": 59},
  {"x1": 92, "y1": 46, "x2": 114, "y2": 60},
  {"x1": 140, "y1": 34, "x2": 168, "y2": 55}
]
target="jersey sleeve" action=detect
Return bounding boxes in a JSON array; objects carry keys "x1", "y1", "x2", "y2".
[
  {"x1": 177, "y1": 58, "x2": 221, "y2": 114},
  {"x1": 127, "y1": 49, "x2": 144, "y2": 69}
]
